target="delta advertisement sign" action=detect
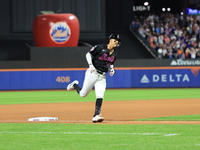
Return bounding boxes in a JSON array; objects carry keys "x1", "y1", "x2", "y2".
[
  {"x1": 0, "y1": 68, "x2": 199, "y2": 90},
  {"x1": 106, "y1": 68, "x2": 200, "y2": 88},
  {"x1": 129, "y1": 68, "x2": 200, "y2": 88}
]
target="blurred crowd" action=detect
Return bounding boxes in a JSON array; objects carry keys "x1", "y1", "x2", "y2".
[{"x1": 132, "y1": 12, "x2": 200, "y2": 59}]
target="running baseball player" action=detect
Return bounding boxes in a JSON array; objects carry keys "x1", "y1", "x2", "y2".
[{"x1": 67, "y1": 34, "x2": 121, "y2": 123}]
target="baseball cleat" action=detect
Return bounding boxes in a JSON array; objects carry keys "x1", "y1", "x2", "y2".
[
  {"x1": 92, "y1": 115, "x2": 104, "y2": 123},
  {"x1": 67, "y1": 80, "x2": 79, "y2": 90}
]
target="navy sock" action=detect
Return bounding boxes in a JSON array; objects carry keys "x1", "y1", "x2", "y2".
[
  {"x1": 73, "y1": 84, "x2": 81, "y2": 94},
  {"x1": 94, "y1": 98, "x2": 103, "y2": 117}
]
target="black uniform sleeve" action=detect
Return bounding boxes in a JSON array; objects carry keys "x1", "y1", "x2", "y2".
[{"x1": 89, "y1": 45, "x2": 101, "y2": 57}]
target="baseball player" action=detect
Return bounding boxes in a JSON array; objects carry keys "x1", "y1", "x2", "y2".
[{"x1": 67, "y1": 34, "x2": 121, "y2": 123}]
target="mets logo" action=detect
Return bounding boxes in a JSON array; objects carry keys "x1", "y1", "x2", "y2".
[{"x1": 49, "y1": 22, "x2": 71, "y2": 44}]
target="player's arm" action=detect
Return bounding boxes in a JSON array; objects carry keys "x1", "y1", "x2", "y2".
[
  {"x1": 86, "y1": 45, "x2": 99, "y2": 73},
  {"x1": 109, "y1": 65, "x2": 115, "y2": 76},
  {"x1": 86, "y1": 52, "x2": 95, "y2": 73}
]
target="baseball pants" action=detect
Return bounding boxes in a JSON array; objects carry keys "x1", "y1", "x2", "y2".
[{"x1": 79, "y1": 68, "x2": 106, "y2": 98}]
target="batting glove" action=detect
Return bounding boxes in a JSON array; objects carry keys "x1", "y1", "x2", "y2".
[
  {"x1": 89, "y1": 65, "x2": 95, "y2": 73},
  {"x1": 109, "y1": 69, "x2": 115, "y2": 76}
]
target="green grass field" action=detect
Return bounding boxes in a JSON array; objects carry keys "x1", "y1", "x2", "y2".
[
  {"x1": 0, "y1": 123, "x2": 200, "y2": 150},
  {"x1": 0, "y1": 88, "x2": 200, "y2": 104},
  {"x1": 0, "y1": 88, "x2": 200, "y2": 150}
]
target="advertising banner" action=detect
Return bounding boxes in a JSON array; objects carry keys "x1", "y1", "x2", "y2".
[
  {"x1": 0, "y1": 69, "x2": 85, "y2": 90},
  {"x1": 106, "y1": 67, "x2": 200, "y2": 88},
  {"x1": 131, "y1": 68, "x2": 200, "y2": 88},
  {"x1": 0, "y1": 67, "x2": 200, "y2": 90}
]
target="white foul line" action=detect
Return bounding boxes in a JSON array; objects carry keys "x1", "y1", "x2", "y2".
[{"x1": 0, "y1": 131, "x2": 180, "y2": 136}]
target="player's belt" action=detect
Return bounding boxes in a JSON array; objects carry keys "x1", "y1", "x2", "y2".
[{"x1": 96, "y1": 69, "x2": 106, "y2": 75}]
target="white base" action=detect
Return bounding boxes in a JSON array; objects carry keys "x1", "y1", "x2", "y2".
[{"x1": 28, "y1": 117, "x2": 58, "y2": 121}]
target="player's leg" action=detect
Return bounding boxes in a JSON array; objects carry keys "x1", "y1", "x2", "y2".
[
  {"x1": 79, "y1": 69, "x2": 98, "y2": 97},
  {"x1": 67, "y1": 68, "x2": 98, "y2": 97},
  {"x1": 92, "y1": 75, "x2": 106, "y2": 123}
]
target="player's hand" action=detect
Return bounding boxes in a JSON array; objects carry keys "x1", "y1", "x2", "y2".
[
  {"x1": 89, "y1": 65, "x2": 95, "y2": 73},
  {"x1": 110, "y1": 69, "x2": 115, "y2": 76}
]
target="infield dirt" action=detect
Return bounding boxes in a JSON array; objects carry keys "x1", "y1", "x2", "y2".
[{"x1": 0, "y1": 98, "x2": 200, "y2": 124}]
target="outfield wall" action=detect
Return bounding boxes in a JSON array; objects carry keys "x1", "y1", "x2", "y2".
[
  {"x1": 0, "y1": 67, "x2": 200, "y2": 90},
  {"x1": 1, "y1": 47, "x2": 200, "y2": 90}
]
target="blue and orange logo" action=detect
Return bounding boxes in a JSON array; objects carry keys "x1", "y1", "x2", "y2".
[{"x1": 49, "y1": 22, "x2": 71, "y2": 44}]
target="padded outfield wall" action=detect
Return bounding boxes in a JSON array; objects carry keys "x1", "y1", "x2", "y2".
[{"x1": 0, "y1": 47, "x2": 200, "y2": 90}]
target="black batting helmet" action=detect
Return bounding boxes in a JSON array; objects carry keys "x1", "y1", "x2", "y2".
[{"x1": 109, "y1": 34, "x2": 121, "y2": 42}]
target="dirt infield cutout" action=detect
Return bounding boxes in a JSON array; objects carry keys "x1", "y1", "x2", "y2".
[{"x1": 0, "y1": 98, "x2": 200, "y2": 124}]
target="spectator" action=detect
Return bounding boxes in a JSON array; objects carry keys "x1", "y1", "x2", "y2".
[
  {"x1": 195, "y1": 40, "x2": 200, "y2": 48},
  {"x1": 132, "y1": 19, "x2": 140, "y2": 29},
  {"x1": 158, "y1": 34, "x2": 164, "y2": 45},
  {"x1": 176, "y1": 48, "x2": 185, "y2": 59},
  {"x1": 155, "y1": 24, "x2": 161, "y2": 35},
  {"x1": 148, "y1": 35, "x2": 157, "y2": 49},
  {"x1": 138, "y1": 27, "x2": 146, "y2": 38},
  {"x1": 162, "y1": 44, "x2": 168, "y2": 57},
  {"x1": 157, "y1": 48, "x2": 163, "y2": 59},
  {"x1": 164, "y1": 34, "x2": 170, "y2": 45},
  {"x1": 196, "y1": 50, "x2": 200, "y2": 58},
  {"x1": 197, "y1": 29, "x2": 200, "y2": 41},
  {"x1": 170, "y1": 34, "x2": 177, "y2": 41},
  {"x1": 165, "y1": 48, "x2": 173, "y2": 59},
  {"x1": 190, "y1": 47, "x2": 196, "y2": 59},
  {"x1": 132, "y1": 12, "x2": 200, "y2": 59},
  {"x1": 185, "y1": 48, "x2": 191, "y2": 58}
]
